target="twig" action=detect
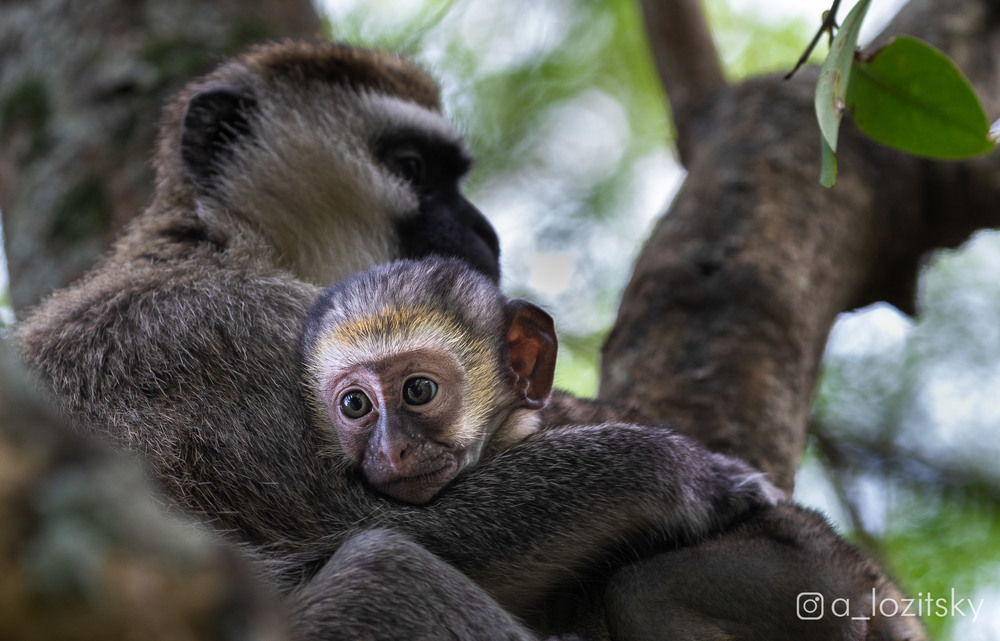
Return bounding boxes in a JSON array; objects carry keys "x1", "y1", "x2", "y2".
[
  {"x1": 811, "y1": 426, "x2": 884, "y2": 558},
  {"x1": 785, "y1": 0, "x2": 842, "y2": 79},
  {"x1": 639, "y1": 0, "x2": 726, "y2": 166}
]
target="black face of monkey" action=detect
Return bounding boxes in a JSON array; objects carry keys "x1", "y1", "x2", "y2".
[
  {"x1": 378, "y1": 132, "x2": 500, "y2": 283},
  {"x1": 397, "y1": 185, "x2": 500, "y2": 284}
]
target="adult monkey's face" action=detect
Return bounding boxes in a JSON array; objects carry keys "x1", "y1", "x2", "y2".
[{"x1": 173, "y1": 42, "x2": 501, "y2": 286}]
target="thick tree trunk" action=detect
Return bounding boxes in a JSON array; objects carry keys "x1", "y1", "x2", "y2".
[
  {"x1": 0, "y1": 0, "x2": 320, "y2": 317},
  {"x1": 600, "y1": 0, "x2": 1000, "y2": 491}
]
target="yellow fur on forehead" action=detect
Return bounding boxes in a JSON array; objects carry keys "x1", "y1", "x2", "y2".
[{"x1": 310, "y1": 304, "x2": 505, "y2": 440}]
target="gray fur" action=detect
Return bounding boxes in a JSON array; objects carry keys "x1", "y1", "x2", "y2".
[
  {"x1": 291, "y1": 529, "x2": 535, "y2": 641},
  {"x1": 605, "y1": 503, "x2": 927, "y2": 641}
]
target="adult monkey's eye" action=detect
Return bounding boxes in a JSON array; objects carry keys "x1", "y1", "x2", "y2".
[
  {"x1": 340, "y1": 390, "x2": 373, "y2": 419},
  {"x1": 387, "y1": 147, "x2": 426, "y2": 186},
  {"x1": 402, "y1": 377, "x2": 437, "y2": 406}
]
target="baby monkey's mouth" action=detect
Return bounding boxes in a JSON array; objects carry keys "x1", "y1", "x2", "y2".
[{"x1": 368, "y1": 460, "x2": 463, "y2": 505}]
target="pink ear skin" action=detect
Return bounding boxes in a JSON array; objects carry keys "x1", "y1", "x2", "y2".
[{"x1": 504, "y1": 300, "x2": 557, "y2": 409}]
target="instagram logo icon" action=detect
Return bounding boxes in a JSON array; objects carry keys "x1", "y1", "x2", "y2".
[{"x1": 797, "y1": 593, "x2": 824, "y2": 620}]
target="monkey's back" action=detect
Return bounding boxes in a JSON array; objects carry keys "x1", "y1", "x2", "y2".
[{"x1": 15, "y1": 208, "x2": 366, "y2": 581}]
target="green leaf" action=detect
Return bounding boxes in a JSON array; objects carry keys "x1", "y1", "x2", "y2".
[
  {"x1": 847, "y1": 36, "x2": 996, "y2": 158},
  {"x1": 815, "y1": 0, "x2": 872, "y2": 152},
  {"x1": 820, "y1": 133, "x2": 838, "y2": 187}
]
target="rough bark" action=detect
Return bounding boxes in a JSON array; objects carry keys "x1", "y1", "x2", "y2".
[
  {"x1": 600, "y1": 0, "x2": 1000, "y2": 491},
  {"x1": 0, "y1": 0, "x2": 320, "y2": 317}
]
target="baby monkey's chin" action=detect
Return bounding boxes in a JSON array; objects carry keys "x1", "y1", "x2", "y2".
[{"x1": 369, "y1": 460, "x2": 464, "y2": 505}]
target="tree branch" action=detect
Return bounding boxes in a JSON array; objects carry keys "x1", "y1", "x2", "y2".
[
  {"x1": 812, "y1": 421, "x2": 1000, "y2": 503},
  {"x1": 601, "y1": 0, "x2": 1000, "y2": 491},
  {"x1": 638, "y1": 0, "x2": 727, "y2": 166}
]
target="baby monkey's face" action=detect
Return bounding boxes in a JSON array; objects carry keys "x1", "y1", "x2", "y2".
[
  {"x1": 320, "y1": 346, "x2": 472, "y2": 504},
  {"x1": 304, "y1": 258, "x2": 560, "y2": 505}
]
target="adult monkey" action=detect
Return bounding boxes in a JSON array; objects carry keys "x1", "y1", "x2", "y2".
[{"x1": 16, "y1": 41, "x2": 781, "y2": 640}]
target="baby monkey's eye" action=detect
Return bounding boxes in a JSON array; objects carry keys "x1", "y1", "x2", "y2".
[
  {"x1": 402, "y1": 377, "x2": 437, "y2": 406},
  {"x1": 340, "y1": 390, "x2": 373, "y2": 419}
]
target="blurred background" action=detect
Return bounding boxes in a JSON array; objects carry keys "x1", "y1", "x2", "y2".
[{"x1": 1, "y1": 1, "x2": 997, "y2": 638}]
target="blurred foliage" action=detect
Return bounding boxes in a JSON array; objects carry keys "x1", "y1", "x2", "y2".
[
  {"x1": 703, "y1": 0, "x2": 823, "y2": 77},
  {"x1": 885, "y1": 488, "x2": 1000, "y2": 639},
  {"x1": 0, "y1": 288, "x2": 10, "y2": 336},
  {"x1": 814, "y1": 232, "x2": 1000, "y2": 463},
  {"x1": 813, "y1": 232, "x2": 1000, "y2": 640},
  {"x1": 0, "y1": 225, "x2": 10, "y2": 334}
]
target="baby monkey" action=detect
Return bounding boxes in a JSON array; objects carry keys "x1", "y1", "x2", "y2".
[
  {"x1": 302, "y1": 257, "x2": 555, "y2": 504},
  {"x1": 302, "y1": 257, "x2": 777, "y2": 511}
]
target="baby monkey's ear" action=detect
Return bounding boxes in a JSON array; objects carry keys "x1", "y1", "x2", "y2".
[{"x1": 504, "y1": 300, "x2": 557, "y2": 409}]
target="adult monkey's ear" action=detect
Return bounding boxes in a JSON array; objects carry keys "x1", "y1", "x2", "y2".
[
  {"x1": 504, "y1": 300, "x2": 557, "y2": 409},
  {"x1": 180, "y1": 84, "x2": 257, "y2": 189}
]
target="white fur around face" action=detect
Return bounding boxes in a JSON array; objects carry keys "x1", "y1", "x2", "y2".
[
  {"x1": 197, "y1": 77, "x2": 463, "y2": 287},
  {"x1": 356, "y1": 92, "x2": 468, "y2": 156}
]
